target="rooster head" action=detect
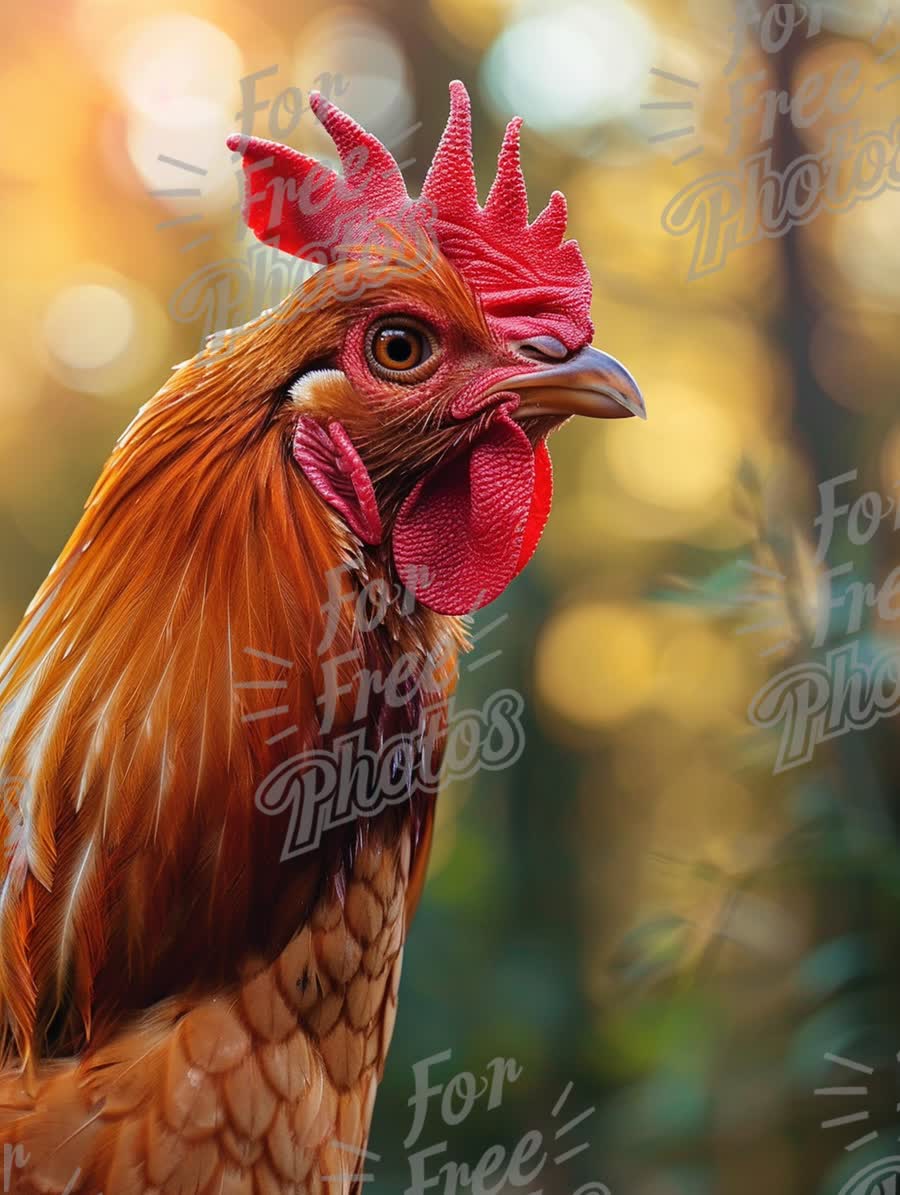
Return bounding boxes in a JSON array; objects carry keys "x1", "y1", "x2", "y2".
[{"x1": 228, "y1": 81, "x2": 644, "y2": 616}]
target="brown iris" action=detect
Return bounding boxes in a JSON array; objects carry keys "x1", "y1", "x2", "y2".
[{"x1": 365, "y1": 316, "x2": 439, "y2": 383}]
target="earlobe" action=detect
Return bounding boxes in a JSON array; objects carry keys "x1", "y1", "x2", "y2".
[{"x1": 292, "y1": 417, "x2": 383, "y2": 545}]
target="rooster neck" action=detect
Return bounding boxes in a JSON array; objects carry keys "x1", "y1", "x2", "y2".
[
  {"x1": 0, "y1": 343, "x2": 467, "y2": 1061},
  {"x1": 336, "y1": 547, "x2": 468, "y2": 663}
]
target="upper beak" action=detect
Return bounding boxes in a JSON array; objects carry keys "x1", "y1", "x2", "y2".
[{"x1": 491, "y1": 345, "x2": 646, "y2": 421}]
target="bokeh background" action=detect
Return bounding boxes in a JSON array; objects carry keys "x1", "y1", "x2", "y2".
[{"x1": 3, "y1": 0, "x2": 900, "y2": 1192}]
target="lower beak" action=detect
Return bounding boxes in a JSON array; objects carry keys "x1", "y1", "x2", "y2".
[{"x1": 494, "y1": 345, "x2": 646, "y2": 421}]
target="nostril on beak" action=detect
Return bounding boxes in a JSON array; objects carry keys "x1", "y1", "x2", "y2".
[{"x1": 513, "y1": 335, "x2": 569, "y2": 362}]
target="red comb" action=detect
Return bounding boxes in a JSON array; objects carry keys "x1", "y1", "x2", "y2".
[{"x1": 227, "y1": 81, "x2": 593, "y2": 348}]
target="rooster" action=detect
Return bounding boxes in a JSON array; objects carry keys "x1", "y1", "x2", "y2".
[{"x1": 0, "y1": 82, "x2": 643, "y2": 1193}]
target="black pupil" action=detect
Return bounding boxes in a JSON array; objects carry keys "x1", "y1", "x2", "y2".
[{"x1": 385, "y1": 332, "x2": 414, "y2": 364}]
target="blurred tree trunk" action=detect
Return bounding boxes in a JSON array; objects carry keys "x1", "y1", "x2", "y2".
[{"x1": 769, "y1": 10, "x2": 848, "y2": 483}]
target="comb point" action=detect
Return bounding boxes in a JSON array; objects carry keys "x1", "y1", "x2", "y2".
[
  {"x1": 421, "y1": 80, "x2": 479, "y2": 215},
  {"x1": 309, "y1": 91, "x2": 406, "y2": 200},
  {"x1": 531, "y1": 190, "x2": 568, "y2": 244},
  {"x1": 485, "y1": 116, "x2": 528, "y2": 226}
]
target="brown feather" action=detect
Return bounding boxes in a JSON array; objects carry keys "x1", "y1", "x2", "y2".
[{"x1": 0, "y1": 243, "x2": 483, "y2": 1188}]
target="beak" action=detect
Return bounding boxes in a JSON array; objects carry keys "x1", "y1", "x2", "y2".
[{"x1": 493, "y1": 345, "x2": 646, "y2": 421}]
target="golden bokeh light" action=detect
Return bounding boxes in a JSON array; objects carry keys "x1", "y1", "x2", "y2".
[
  {"x1": 652, "y1": 621, "x2": 750, "y2": 726},
  {"x1": 535, "y1": 602, "x2": 656, "y2": 728},
  {"x1": 603, "y1": 385, "x2": 743, "y2": 512},
  {"x1": 104, "y1": 15, "x2": 244, "y2": 206},
  {"x1": 832, "y1": 192, "x2": 900, "y2": 304},
  {"x1": 481, "y1": 0, "x2": 656, "y2": 133},
  {"x1": 43, "y1": 284, "x2": 135, "y2": 372},
  {"x1": 293, "y1": 8, "x2": 413, "y2": 137},
  {"x1": 569, "y1": 158, "x2": 782, "y2": 307},
  {"x1": 108, "y1": 15, "x2": 244, "y2": 118},
  {"x1": 38, "y1": 269, "x2": 171, "y2": 399}
]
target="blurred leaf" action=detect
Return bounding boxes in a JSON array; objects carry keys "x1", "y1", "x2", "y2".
[
  {"x1": 651, "y1": 560, "x2": 757, "y2": 612},
  {"x1": 795, "y1": 936, "x2": 873, "y2": 999},
  {"x1": 612, "y1": 915, "x2": 692, "y2": 985}
]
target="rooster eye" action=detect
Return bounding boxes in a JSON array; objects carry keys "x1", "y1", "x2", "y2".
[{"x1": 365, "y1": 317, "x2": 438, "y2": 383}]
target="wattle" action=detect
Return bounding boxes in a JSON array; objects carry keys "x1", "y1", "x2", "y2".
[{"x1": 392, "y1": 411, "x2": 553, "y2": 616}]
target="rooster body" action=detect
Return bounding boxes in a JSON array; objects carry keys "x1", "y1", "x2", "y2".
[
  {"x1": 0, "y1": 831, "x2": 411, "y2": 1194},
  {"x1": 0, "y1": 84, "x2": 643, "y2": 1191},
  {"x1": 0, "y1": 295, "x2": 459, "y2": 1192}
]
